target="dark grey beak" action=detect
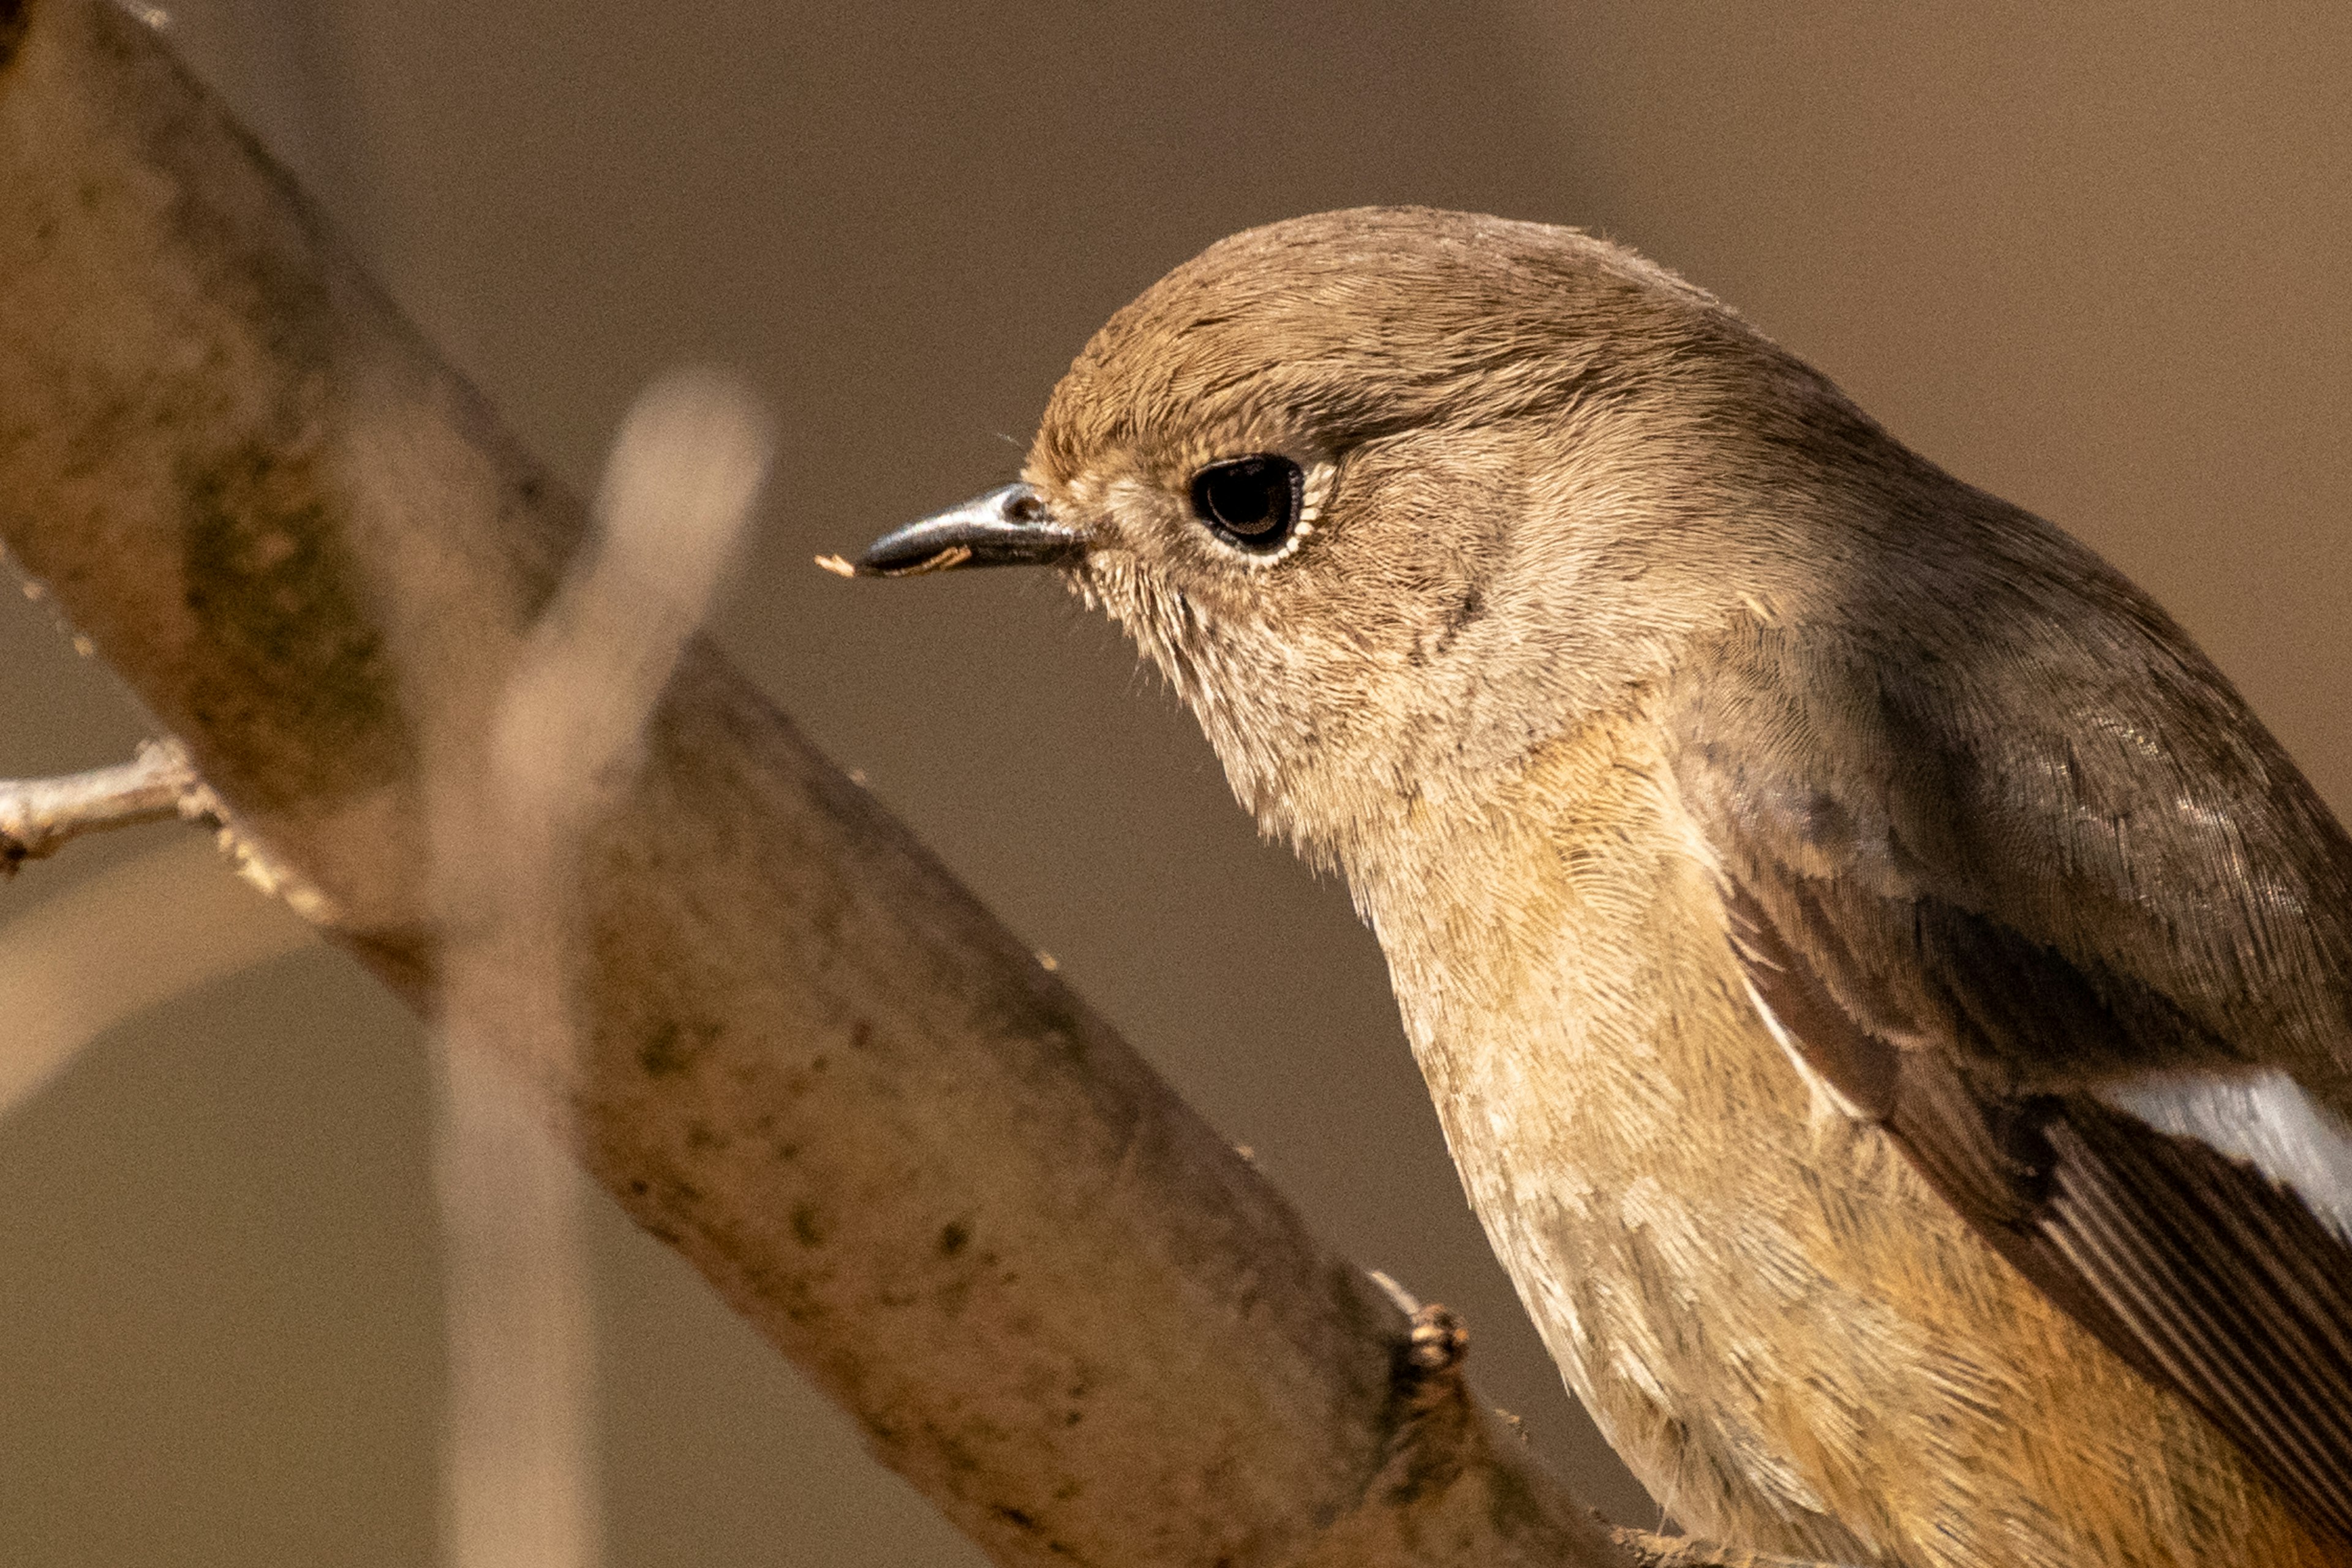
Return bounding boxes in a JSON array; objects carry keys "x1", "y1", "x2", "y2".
[{"x1": 826, "y1": 481, "x2": 1084, "y2": 578}]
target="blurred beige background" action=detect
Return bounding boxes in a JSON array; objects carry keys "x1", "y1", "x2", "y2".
[{"x1": 2, "y1": 3, "x2": 2346, "y2": 1564}]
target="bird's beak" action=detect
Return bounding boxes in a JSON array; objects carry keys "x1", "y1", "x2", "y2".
[{"x1": 822, "y1": 481, "x2": 1085, "y2": 578}]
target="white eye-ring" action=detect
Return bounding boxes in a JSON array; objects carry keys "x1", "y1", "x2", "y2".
[
  {"x1": 1244, "y1": 458, "x2": 1335, "y2": 568},
  {"x1": 1185, "y1": 454, "x2": 1336, "y2": 568}
]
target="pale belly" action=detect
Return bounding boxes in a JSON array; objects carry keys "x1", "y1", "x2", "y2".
[{"x1": 1368, "y1": 777, "x2": 2335, "y2": 1567}]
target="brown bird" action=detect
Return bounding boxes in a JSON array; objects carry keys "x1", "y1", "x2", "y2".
[{"x1": 846, "y1": 208, "x2": 2352, "y2": 1568}]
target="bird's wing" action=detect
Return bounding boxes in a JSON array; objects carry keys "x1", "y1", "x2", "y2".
[{"x1": 1670, "y1": 623, "x2": 2352, "y2": 1546}]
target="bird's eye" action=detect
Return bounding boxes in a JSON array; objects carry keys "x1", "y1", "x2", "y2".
[{"x1": 1188, "y1": 456, "x2": 1303, "y2": 553}]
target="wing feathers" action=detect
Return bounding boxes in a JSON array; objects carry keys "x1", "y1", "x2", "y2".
[
  {"x1": 1722, "y1": 879, "x2": 2352, "y2": 1546},
  {"x1": 2099, "y1": 1071, "x2": 2352, "y2": 1243},
  {"x1": 1673, "y1": 619, "x2": 2352, "y2": 1545},
  {"x1": 2045, "y1": 1107, "x2": 2352, "y2": 1542}
]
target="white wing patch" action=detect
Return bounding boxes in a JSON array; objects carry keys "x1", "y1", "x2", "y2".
[
  {"x1": 1740, "y1": 973, "x2": 1869, "y2": 1128},
  {"x1": 2098, "y1": 1068, "x2": 2352, "y2": 1244}
]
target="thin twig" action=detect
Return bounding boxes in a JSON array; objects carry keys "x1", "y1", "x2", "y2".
[
  {"x1": 1612, "y1": 1532, "x2": 1858, "y2": 1568},
  {"x1": 0, "y1": 739, "x2": 213, "y2": 874}
]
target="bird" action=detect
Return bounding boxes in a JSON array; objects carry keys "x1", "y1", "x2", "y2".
[{"x1": 840, "y1": 207, "x2": 2352, "y2": 1568}]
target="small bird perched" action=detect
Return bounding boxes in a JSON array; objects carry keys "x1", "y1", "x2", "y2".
[{"x1": 845, "y1": 208, "x2": 2352, "y2": 1568}]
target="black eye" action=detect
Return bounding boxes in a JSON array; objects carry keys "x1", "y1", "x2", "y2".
[{"x1": 1189, "y1": 456, "x2": 1303, "y2": 552}]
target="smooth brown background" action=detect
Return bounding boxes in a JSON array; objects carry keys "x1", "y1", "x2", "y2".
[{"x1": 2, "y1": 4, "x2": 2346, "y2": 1564}]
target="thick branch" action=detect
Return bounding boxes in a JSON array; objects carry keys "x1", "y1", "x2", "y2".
[{"x1": 0, "y1": 5, "x2": 1803, "y2": 1564}]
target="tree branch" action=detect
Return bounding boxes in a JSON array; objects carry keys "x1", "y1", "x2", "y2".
[
  {"x1": 0, "y1": 4, "x2": 1828, "y2": 1564},
  {"x1": 0, "y1": 737, "x2": 211, "y2": 872}
]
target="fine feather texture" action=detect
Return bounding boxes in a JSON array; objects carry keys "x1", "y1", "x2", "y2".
[{"x1": 902, "y1": 206, "x2": 2352, "y2": 1564}]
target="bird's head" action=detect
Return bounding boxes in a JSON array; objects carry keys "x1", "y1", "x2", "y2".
[{"x1": 850, "y1": 207, "x2": 1884, "y2": 867}]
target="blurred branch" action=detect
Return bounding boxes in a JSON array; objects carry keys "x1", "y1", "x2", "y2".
[
  {"x1": 421, "y1": 369, "x2": 766, "y2": 1568},
  {"x1": 0, "y1": 5, "x2": 1820, "y2": 1566},
  {"x1": 0, "y1": 834, "x2": 318, "y2": 1118},
  {"x1": 0, "y1": 739, "x2": 212, "y2": 873}
]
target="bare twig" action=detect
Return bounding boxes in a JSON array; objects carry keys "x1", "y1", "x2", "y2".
[
  {"x1": 0, "y1": 739, "x2": 210, "y2": 873},
  {"x1": 0, "y1": 5, "x2": 1825, "y2": 1565},
  {"x1": 1610, "y1": 1534, "x2": 1853, "y2": 1568}
]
